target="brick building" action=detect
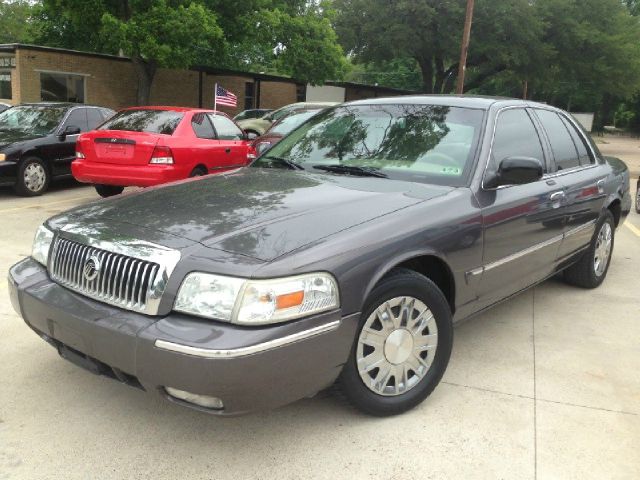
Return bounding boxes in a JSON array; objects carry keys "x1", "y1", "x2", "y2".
[{"x1": 0, "y1": 43, "x2": 412, "y2": 116}]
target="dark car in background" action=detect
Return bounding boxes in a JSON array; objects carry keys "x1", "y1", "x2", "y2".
[
  {"x1": 0, "y1": 103, "x2": 114, "y2": 196},
  {"x1": 9, "y1": 96, "x2": 631, "y2": 417},
  {"x1": 252, "y1": 107, "x2": 325, "y2": 156},
  {"x1": 0, "y1": 102, "x2": 10, "y2": 113},
  {"x1": 233, "y1": 109, "x2": 273, "y2": 122}
]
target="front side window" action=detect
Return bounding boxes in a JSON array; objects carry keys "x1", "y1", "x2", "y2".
[
  {"x1": 62, "y1": 108, "x2": 89, "y2": 132},
  {"x1": 191, "y1": 113, "x2": 216, "y2": 139},
  {"x1": 209, "y1": 114, "x2": 243, "y2": 140},
  {"x1": 490, "y1": 108, "x2": 545, "y2": 175},
  {"x1": 252, "y1": 104, "x2": 485, "y2": 187},
  {"x1": 534, "y1": 109, "x2": 580, "y2": 171},
  {"x1": 100, "y1": 109, "x2": 184, "y2": 135},
  {"x1": 0, "y1": 105, "x2": 67, "y2": 135},
  {"x1": 40, "y1": 72, "x2": 85, "y2": 103},
  {"x1": 0, "y1": 72, "x2": 11, "y2": 99},
  {"x1": 86, "y1": 108, "x2": 105, "y2": 130}
]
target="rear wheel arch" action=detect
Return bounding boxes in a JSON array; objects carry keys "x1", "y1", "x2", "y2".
[
  {"x1": 606, "y1": 198, "x2": 622, "y2": 227},
  {"x1": 364, "y1": 252, "x2": 456, "y2": 315}
]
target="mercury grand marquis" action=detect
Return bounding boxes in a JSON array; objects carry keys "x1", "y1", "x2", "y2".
[{"x1": 8, "y1": 96, "x2": 632, "y2": 416}]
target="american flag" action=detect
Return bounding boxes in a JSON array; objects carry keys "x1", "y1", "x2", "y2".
[{"x1": 215, "y1": 84, "x2": 237, "y2": 107}]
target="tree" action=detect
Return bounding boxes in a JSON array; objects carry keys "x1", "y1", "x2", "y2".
[
  {"x1": 34, "y1": 0, "x2": 347, "y2": 104},
  {"x1": 0, "y1": 0, "x2": 38, "y2": 43},
  {"x1": 334, "y1": 0, "x2": 546, "y2": 94}
]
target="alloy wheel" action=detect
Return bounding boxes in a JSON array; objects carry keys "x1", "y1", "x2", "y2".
[
  {"x1": 356, "y1": 296, "x2": 438, "y2": 396},
  {"x1": 594, "y1": 222, "x2": 612, "y2": 277}
]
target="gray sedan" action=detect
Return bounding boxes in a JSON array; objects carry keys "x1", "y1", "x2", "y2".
[{"x1": 9, "y1": 96, "x2": 631, "y2": 416}]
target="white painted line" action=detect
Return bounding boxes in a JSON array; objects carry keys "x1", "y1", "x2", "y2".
[{"x1": 624, "y1": 222, "x2": 640, "y2": 238}]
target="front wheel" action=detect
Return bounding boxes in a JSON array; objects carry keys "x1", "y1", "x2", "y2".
[
  {"x1": 94, "y1": 184, "x2": 124, "y2": 198},
  {"x1": 338, "y1": 268, "x2": 453, "y2": 416},
  {"x1": 563, "y1": 210, "x2": 615, "y2": 288},
  {"x1": 15, "y1": 157, "x2": 50, "y2": 196}
]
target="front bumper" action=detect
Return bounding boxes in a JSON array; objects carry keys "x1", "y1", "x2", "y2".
[
  {"x1": 71, "y1": 160, "x2": 190, "y2": 187},
  {"x1": 0, "y1": 159, "x2": 18, "y2": 186},
  {"x1": 8, "y1": 258, "x2": 359, "y2": 415}
]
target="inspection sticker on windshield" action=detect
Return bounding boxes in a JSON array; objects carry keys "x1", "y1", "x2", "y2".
[{"x1": 440, "y1": 167, "x2": 461, "y2": 175}]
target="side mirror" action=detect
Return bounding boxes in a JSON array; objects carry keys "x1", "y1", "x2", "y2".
[
  {"x1": 244, "y1": 130, "x2": 258, "y2": 141},
  {"x1": 59, "y1": 125, "x2": 81, "y2": 140},
  {"x1": 487, "y1": 156, "x2": 543, "y2": 188}
]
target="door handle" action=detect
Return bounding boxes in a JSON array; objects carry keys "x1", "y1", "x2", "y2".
[
  {"x1": 225, "y1": 148, "x2": 231, "y2": 154},
  {"x1": 596, "y1": 179, "x2": 605, "y2": 194},
  {"x1": 550, "y1": 191, "x2": 565, "y2": 208}
]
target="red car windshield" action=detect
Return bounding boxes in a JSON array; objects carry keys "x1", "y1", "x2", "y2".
[{"x1": 100, "y1": 109, "x2": 184, "y2": 135}]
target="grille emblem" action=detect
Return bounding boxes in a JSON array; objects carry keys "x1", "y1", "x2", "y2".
[{"x1": 83, "y1": 255, "x2": 101, "y2": 281}]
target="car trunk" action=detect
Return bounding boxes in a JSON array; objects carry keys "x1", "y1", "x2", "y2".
[{"x1": 84, "y1": 131, "x2": 160, "y2": 165}]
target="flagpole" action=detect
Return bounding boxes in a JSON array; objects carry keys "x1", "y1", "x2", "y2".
[{"x1": 214, "y1": 83, "x2": 217, "y2": 114}]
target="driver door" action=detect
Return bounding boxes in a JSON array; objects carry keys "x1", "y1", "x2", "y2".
[
  {"x1": 52, "y1": 107, "x2": 89, "y2": 176},
  {"x1": 474, "y1": 107, "x2": 566, "y2": 308}
]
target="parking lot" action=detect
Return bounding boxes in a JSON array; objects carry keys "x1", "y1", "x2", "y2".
[{"x1": 0, "y1": 138, "x2": 638, "y2": 480}]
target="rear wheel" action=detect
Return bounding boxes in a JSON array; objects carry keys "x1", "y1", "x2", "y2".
[
  {"x1": 189, "y1": 166, "x2": 207, "y2": 177},
  {"x1": 94, "y1": 184, "x2": 124, "y2": 198},
  {"x1": 15, "y1": 157, "x2": 50, "y2": 196},
  {"x1": 338, "y1": 268, "x2": 453, "y2": 416},
  {"x1": 563, "y1": 210, "x2": 615, "y2": 288}
]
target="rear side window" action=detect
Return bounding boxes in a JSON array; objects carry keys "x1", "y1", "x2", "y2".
[
  {"x1": 491, "y1": 108, "x2": 545, "y2": 173},
  {"x1": 209, "y1": 114, "x2": 243, "y2": 140},
  {"x1": 100, "y1": 109, "x2": 183, "y2": 135},
  {"x1": 191, "y1": 113, "x2": 216, "y2": 139},
  {"x1": 560, "y1": 115, "x2": 593, "y2": 165},
  {"x1": 534, "y1": 109, "x2": 580, "y2": 170},
  {"x1": 86, "y1": 108, "x2": 104, "y2": 130}
]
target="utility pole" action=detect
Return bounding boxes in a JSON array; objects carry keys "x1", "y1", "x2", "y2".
[{"x1": 456, "y1": 0, "x2": 476, "y2": 94}]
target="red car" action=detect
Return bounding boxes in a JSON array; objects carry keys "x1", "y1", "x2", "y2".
[{"x1": 73, "y1": 106, "x2": 255, "y2": 197}]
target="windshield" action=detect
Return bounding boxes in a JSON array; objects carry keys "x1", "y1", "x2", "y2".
[
  {"x1": 252, "y1": 104, "x2": 485, "y2": 186},
  {"x1": 268, "y1": 110, "x2": 320, "y2": 135},
  {"x1": 100, "y1": 109, "x2": 184, "y2": 135},
  {"x1": 0, "y1": 105, "x2": 67, "y2": 135}
]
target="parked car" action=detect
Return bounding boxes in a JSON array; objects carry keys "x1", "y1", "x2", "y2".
[
  {"x1": 0, "y1": 103, "x2": 114, "y2": 196},
  {"x1": 0, "y1": 102, "x2": 11, "y2": 113},
  {"x1": 233, "y1": 109, "x2": 273, "y2": 122},
  {"x1": 237, "y1": 101, "x2": 337, "y2": 136},
  {"x1": 73, "y1": 106, "x2": 255, "y2": 197},
  {"x1": 252, "y1": 107, "x2": 325, "y2": 155},
  {"x1": 9, "y1": 96, "x2": 631, "y2": 417}
]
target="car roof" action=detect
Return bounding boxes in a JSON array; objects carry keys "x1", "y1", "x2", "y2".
[
  {"x1": 20, "y1": 102, "x2": 108, "y2": 109},
  {"x1": 343, "y1": 95, "x2": 549, "y2": 110},
  {"x1": 119, "y1": 106, "x2": 231, "y2": 117}
]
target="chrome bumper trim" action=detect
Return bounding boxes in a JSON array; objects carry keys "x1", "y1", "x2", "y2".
[{"x1": 154, "y1": 320, "x2": 341, "y2": 359}]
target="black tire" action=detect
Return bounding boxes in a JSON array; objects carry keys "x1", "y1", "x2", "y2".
[
  {"x1": 14, "y1": 157, "x2": 50, "y2": 196},
  {"x1": 338, "y1": 268, "x2": 453, "y2": 416},
  {"x1": 189, "y1": 166, "x2": 207, "y2": 177},
  {"x1": 635, "y1": 181, "x2": 640, "y2": 214},
  {"x1": 94, "y1": 184, "x2": 124, "y2": 198},
  {"x1": 563, "y1": 210, "x2": 615, "y2": 288}
]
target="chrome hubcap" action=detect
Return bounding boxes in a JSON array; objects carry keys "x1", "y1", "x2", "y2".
[
  {"x1": 594, "y1": 222, "x2": 612, "y2": 277},
  {"x1": 357, "y1": 296, "x2": 438, "y2": 396},
  {"x1": 24, "y1": 163, "x2": 46, "y2": 192}
]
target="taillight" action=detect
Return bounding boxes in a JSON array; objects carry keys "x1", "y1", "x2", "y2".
[
  {"x1": 75, "y1": 141, "x2": 85, "y2": 159},
  {"x1": 247, "y1": 145, "x2": 257, "y2": 161},
  {"x1": 150, "y1": 145, "x2": 174, "y2": 164}
]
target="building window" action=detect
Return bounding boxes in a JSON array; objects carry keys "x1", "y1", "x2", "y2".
[
  {"x1": 0, "y1": 72, "x2": 11, "y2": 99},
  {"x1": 296, "y1": 84, "x2": 306, "y2": 102},
  {"x1": 244, "y1": 82, "x2": 255, "y2": 110},
  {"x1": 40, "y1": 72, "x2": 85, "y2": 103}
]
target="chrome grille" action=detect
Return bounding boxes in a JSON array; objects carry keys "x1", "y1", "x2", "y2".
[{"x1": 49, "y1": 237, "x2": 161, "y2": 313}]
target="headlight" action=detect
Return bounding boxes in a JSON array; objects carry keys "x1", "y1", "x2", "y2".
[
  {"x1": 0, "y1": 153, "x2": 6, "y2": 161},
  {"x1": 174, "y1": 272, "x2": 339, "y2": 325},
  {"x1": 32, "y1": 224, "x2": 54, "y2": 266}
]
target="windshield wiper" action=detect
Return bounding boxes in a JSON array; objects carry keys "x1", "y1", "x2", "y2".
[
  {"x1": 261, "y1": 155, "x2": 305, "y2": 170},
  {"x1": 312, "y1": 164, "x2": 387, "y2": 178}
]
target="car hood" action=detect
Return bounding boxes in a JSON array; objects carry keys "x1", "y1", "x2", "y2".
[
  {"x1": 0, "y1": 129, "x2": 43, "y2": 149},
  {"x1": 55, "y1": 168, "x2": 453, "y2": 261}
]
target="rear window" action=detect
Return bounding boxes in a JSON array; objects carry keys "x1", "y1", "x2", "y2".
[{"x1": 100, "y1": 109, "x2": 183, "y2": 135}]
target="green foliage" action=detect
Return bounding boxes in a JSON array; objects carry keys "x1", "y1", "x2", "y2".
[
  {"x1": 0, "y1": 0, "x2": 38, "y2": 43},
  {"x1": 614, "y1": 103, "x2": 635, "y2": 129},
  {"x1": 346, "y1": 58, "x2": 423, "y2": 92}
]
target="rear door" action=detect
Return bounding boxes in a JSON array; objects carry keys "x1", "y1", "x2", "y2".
[
  {"x1": 476, "y1": 107, "x2": 565, "y2": 307},
  {"x1": 189, "y1": 112, "x2": 228, "y2": 172},
  {"x1": 209, "y1": 114, "x2": 249, "y2": 168},
  {"x1": 81, "y1": 109, "x2": 183, "y2": 165},
  {"x1": 532, "y1": 108, "x2": 608, "y2": 259}
]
